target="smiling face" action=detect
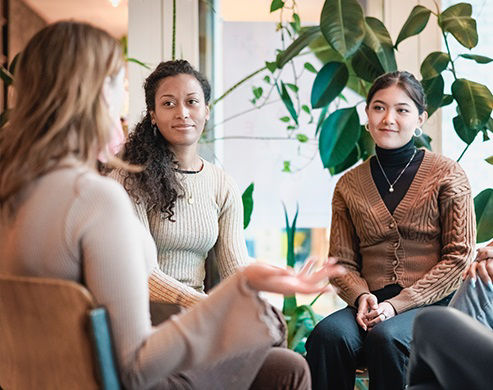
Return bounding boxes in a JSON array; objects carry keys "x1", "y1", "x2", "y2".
[
  {"x1": 365, "y1": 84, "x2": 427, "y2": 149},
  {"x1": 150, "y1": 73, "x2": 210, "y2": 150}
]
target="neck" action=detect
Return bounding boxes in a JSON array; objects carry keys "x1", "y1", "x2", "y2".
[
  {"x1": 375, "y1": 139, "x2": 416, "y2": 167},
  {"x1": 170, "y1": 145, "x2": 202, "y2": 171}
]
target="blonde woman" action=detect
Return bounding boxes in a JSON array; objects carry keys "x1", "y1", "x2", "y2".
[{"x1": 0, "y1": 21, "x2": 344, "y2": 389}]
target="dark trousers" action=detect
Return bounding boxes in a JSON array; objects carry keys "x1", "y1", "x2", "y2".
[
  {"x1": 407, "y1": 306, "x2": 493, "y2": 390},
  {"x1": 149, "y1": 302, "x2": 310, "y2": 389},
  {"x1": 305, "y1": 287, "x2": 451, "y2": 390}
]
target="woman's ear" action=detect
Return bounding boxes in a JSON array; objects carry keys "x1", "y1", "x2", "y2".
[
  {"x1": 418, "y1": 110, "x2": 428, "y2": 127},
  {"x1": 205, "y1": 105, "x2": 210, "y2": 122},
  {"x1": 149, "y1": 111, "x2": 156, "y2": 125}
]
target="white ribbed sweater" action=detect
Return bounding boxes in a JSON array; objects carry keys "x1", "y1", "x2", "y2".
[{"x1": 111, "y1": 160, "x2": 249, "y2": 307}]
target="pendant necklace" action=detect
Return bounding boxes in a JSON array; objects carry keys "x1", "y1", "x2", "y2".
[
  {"x1": 174, "y1": 159, "x2": 204, "y2": 205},
  {"x1": 375, "y1": 148, "x2": 417, "y2": 193}
]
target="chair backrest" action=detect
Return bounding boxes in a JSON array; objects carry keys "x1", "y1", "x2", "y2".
[{"x1": 0, "y1": 274, "x2": 120, "y2": 390}]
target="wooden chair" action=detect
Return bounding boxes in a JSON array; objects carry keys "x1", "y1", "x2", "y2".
[{"x1": 0, "y1": 275, "x2": 121, "y2": 390}]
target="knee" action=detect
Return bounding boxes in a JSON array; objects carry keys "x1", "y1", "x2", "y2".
[
  {"x1": 365, "y1": 323, "x2": 399, "y2": 353},
  {"x1": 254, "y1": 348, "x2": 310, "y2": 390},
  {"x1": 306, "y1": 317, "x2": 347, "y2": 349}
]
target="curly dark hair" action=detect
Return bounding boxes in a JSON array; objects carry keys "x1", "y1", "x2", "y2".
[{"x1": 120, "y1": 60, "x2": 211, "y2": 221}]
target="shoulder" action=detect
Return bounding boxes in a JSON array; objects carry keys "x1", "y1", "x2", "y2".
[
  {"x1": 73, "y1": 169, "x2": 134, "y2": 214},
  {"x1": 335, "y1": 158, "x2": 370, "y2": 191},
  {"x1": 202, "y1": 160, "x2": 240, "y2": 192},
  {"x1": 423, "y1": 150, "x2": 471, "y2": 197}
]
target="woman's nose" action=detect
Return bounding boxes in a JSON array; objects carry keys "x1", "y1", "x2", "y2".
[
  {"x1": 175, "y1": 104, "x2": 190, "y2": 119},
  {"x1": 383, "y1": 111, "x2": 395, "y2": 125}
]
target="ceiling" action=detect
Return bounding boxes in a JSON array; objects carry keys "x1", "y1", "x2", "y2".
[{"x1": 22, "y1": 0, "x2": 128, "y2": 38}]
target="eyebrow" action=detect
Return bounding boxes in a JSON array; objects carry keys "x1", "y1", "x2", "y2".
[
  {"x1": 372, "y1": 99, "x2": 411, "y2": 107},
  {"x1": 159, "y1": 92, "x2": 200, "y2": 99}
]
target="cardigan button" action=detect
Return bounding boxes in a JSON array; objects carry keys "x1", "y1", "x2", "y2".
[
  {"x1": 392, "y1": 260, "x2": 398, "y2": 266},
  {"x1": 389, "y1": 223, "x2": 395, "y2": 229},
  {"x1": 392, "y1": 276, "x2": 396, "y2": 281},
  {"x1": 393, "y1": 242, "x2": 399, "y2": 248}
]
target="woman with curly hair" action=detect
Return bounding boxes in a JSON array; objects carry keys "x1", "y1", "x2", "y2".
[{"x1": 112, "y1": 60, "x2": 249, "y2": 309}]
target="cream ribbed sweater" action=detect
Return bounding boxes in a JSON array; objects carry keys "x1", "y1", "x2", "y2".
[
  {"x1": 111, "y1": 160, "x2": 249, "y2": 308},
  {"x1": 329, "y1": 150, "x2": 476, "y2": 313},
  {"x1": 0, "y1": 165, "x2": 282, "y2": 390}
]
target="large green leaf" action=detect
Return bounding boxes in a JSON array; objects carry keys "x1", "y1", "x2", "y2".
[
  {"x1": 320, "y1": 0, "x2": 365, "y2": 59},
  {"x1": 277, "y1": 26, "x2": 322, "y2": 68},
  {"x1": 452, "y1": 79, "x2": 493, "y2": 130},
  {"x1": 308, "y1": 33, "x2": 344, "y2": 64},
  {"x1": 241, "y1": 183, "x2": 254, "y2": 229},
  {"x1": 310, "y1": 61, "x2": 349, "y2": 108},
  {"x1": 363, "y1": 17, "x2": 397, "y2": 72},
  {"x1": 459, "y1": 53, "x2": 493, "y2": 64},
  {"x1": 351, "y1": 44, "x2": 385, "y2": 83},
  {"x1": 420, "y1": 52, "x2": 450, "y2": 80},
  {"x1": 485, "y1": 155, "x2": 493, "y2": 165},
  {"x1": 474, "y1": 189, "x2": 493, "y2": 243},
  {"x1": 395, "y1": 5, "x2": 432, "y2": 49},
  {"x1": 358, "y1": 125, "x2": 375, "y2": 161},
  {"x1": 315, "y1": 106, "x2": 329, "y2": 137},
  {"x1": 276, "y1": 81, "x2": 299, "y2": 125},
  {"x1": 453, "y1": 114, "x2": 478, "y2": 145},
  {"x1": 413, "y1": 132, "x2": 432, "y2": 150},
  {"x1": 329, "y1": 145, "x2": 360, "y2": 175},
  {"x1": 422, "y1": 75, "x2": 445, "y2": 117},
  {"x1": 319, "y1": 107, "x2": 360, "y2": 168},
  {"x1": 438, "y1": 3, "x2": 478, "y2": 49}
]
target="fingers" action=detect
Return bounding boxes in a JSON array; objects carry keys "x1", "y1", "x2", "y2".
[
  {"x1": 366, "y1": 294, "x2": 378, "y2": 310},
  {"x1": 355, "y1": 313, "x2": 368, "y2": 331},
  {"x1": 476, "y1": 247, "x2": 493, "y2": 261},
  {"x1": 298, "y1": 257, "x2": 317, "y2": 277},
  {"x1": 464, "y1": 262, "x2": 478, "y2": 281},
  {"x1": 477, "y1": 261, "x2": 492, "y2": 284}
]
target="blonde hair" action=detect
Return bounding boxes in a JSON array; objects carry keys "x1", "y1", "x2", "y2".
[{"x1": 0, "y1": 21, "x2": 124, "y2": 212}]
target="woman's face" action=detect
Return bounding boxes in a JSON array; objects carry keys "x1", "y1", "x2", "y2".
[
  {"x1": 365, "y1": 84, "x2": 427, "y2": 149},
  {"x1": 150, "y1": 73, "x2": 209, "y2": 149}
]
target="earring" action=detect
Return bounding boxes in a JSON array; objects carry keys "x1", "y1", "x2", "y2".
[
  {"x1": 152, "y1": 123, "x2": 159, "y2": 137},
  {"x1": 364, "y1": 123, "x2": 370, "y2": 132},
  {"x1": 414, "y1": 127, "x2": 423, "y2": 137}
]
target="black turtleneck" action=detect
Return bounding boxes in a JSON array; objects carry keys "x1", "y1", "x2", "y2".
[{"x1": 370, "y1": 139, "x2": 424, "y2": 215}]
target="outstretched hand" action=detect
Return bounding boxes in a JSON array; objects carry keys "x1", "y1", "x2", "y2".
[{"x1": 243, "y1": 257, "x2": 345, "y2": 296}]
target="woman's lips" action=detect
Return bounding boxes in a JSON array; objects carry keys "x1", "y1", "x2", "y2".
[{"x1": 173, "y1": 124, "x2": 194, "y2": 130}]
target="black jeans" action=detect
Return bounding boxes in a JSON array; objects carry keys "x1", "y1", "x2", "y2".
[{"x1": 305, "y1": 285, "x2": 452, "y2": 390}]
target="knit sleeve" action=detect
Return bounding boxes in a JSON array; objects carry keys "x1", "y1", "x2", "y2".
[
  {"x1": 329, "y1": 179, "x2": 370, "y2": 307},
  {"x1": 148, "y1": 268, "x2": 206, "y2": 308},
  {"x1": 388, "y1": 163, "x2": 476, "y2": 313},
  {"x1": 108, "y1": 168, "x2": 206, "y2": 307},
  {"x1": 212, "y1": 172, "x2": 250, "y2": 281}
]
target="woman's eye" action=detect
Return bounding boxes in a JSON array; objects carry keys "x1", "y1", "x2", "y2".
[
  {"x1": 373, "y1": 105, "x2": 384, "y2": 111},
  {"x1": 397, "y1": 108, "x2": 409, "y2": 113},
  {"x1": 163, "y1": 101, "x2": 174, "y2": 107},
  {"x1": 188, "y1": 99, "x2": 199, "y2": 105}
]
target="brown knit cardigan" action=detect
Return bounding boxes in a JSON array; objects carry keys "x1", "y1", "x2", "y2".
[{"x1": 329, "y1": 150, "x2": 476, "y2": 314}]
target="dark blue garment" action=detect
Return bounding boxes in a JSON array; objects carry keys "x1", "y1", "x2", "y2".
[{"x1": 305, "y1": 287, "x2": 452, "y2": 390}]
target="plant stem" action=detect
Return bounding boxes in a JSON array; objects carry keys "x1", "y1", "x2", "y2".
[
  {"x1": 457, "y1": 143, "x2": 470, "y2": 162},
  {"x1": 210, "y1": 99, "x2": 280, "y2": 128},
  {"x1": 211, "y1": 66, "x2": 267, "y2": 107},
  {"x1": 202, "y1": 135, "x2": 298, "y2": 142},
  {"x1": 442, "y1": 31, "x2": 458, "y2": 80},
  {"x1": 309, "y1": 285, "x2": 329, "y2": 306}
]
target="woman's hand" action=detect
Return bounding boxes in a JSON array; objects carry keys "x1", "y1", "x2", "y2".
[
  {"x1": 463, "y1": 241, "x2": 493, "y2": 284},
  {"x1": 356, "y1": 293, "x2": 378, "y2": 331},
  {"x1": 243, "y1": 257, "x2": 345, "y2": 296},
  {"x1": 365, "y1": 301, "x2": 396, "y2": 330}
]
